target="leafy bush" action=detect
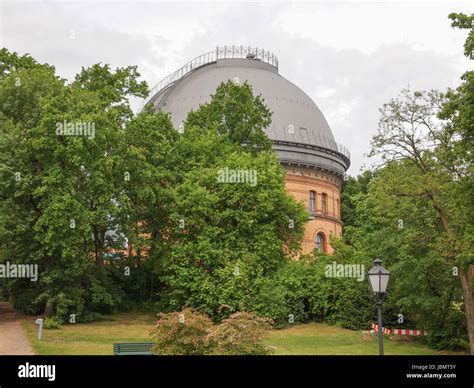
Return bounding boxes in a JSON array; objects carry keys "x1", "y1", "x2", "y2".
[
  {"x1": 79, "y1": 312, "x2": 114, "y2": 323},
  {"x1": 237, "y1": 249, "x2": 375, "y2": 330},
  {"x1": 10, "y1": 284, "x2": 44, "y2": 315},
  {"x1": 52, "y1": 290, "x2": 86, "y2": 323},
  {"x1": 43, "y1": 318, "x2": 62, "y2": 329},
  {"x1": 242, "y1": 276, "x2": 288, "y2": 324},
  {"x1": 150, "y1": 308, "x2": 273, "y2": 355},
  {"x1": 273, "y1": 259, "x2": 313, "y2": 323},
  {"x1": 210, "y1": 311, "x2": 273, "y2": 355},
  {"x1": 151, "y1": 308, "x2": 214, "y2": 355}
]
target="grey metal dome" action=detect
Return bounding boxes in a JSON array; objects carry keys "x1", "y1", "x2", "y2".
[{"x1": 143, "y1": 46, "x2": 350, "y2": 175}]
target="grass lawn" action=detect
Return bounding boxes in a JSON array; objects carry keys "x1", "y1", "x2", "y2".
[
  {"x1": 22, "y1": 313, "x2": 465, "y2": 355},
  {"x1": 265, "y1": 323, "x2": 464, "y2": 355},
  {"x1": 22, "y1": 313, "x2": 156, "y2": 355}
]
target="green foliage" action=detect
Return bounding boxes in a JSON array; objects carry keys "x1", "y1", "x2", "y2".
[
  {"x1": 210, "y1": 311, "x2": 273, "y2": 355},
  {"x1": 150, "y1": 308, "x2": 273, "y2": 355},
  {"x1": 340, "y1": 170, "x2": 374, "y2": 229},
  {"x1": 154, "y1": 82, "x2": 306, "y2": 319},
  {"x1": 340, "y1": 166, "x2": 469, "y2": 349},
  {"x1": 185, "y1": 80, "x2": 273, "y2": 153},
  {"x1": 222, "y1": 248, "x2": 376, "y2": 331},
  {"x1": 339, "y1": 51, "x2": 473, "y2": 346},
  {"x1": 52, "y1": 290, "x2": 85, "y2": 323},
  {"x1": 0, "y1": 48, "x2": 163, "y2": 320},
  {"x1": 0, "y1": 49, "x2": 56, "y2": 76},
  {"x1": 307, "y1": 246, "x2": 374, "y2": 330},
  {"x1": 3, "y1": 24, "x2": 471, "y2": 354},
  {"x1": 43, "y1": 318, "x2": 62, "y2": 330},
  {"x1": 151, "y1": 308, "x2": 215, "y2": 355},
  {"x1": 448, "y1": 13, "x2": 474, "y2": 58},
  {"x1": 367, "y1": 86, "x2": 473, "y2": 350},
  {"x1": 10, "y1": 283, "x2": 44, "y2": 315},
  {"x1": 0, "y1": 49, "x2": 305, "y2": 325},
  {"x1": 273, "y1": 261, "x2": 310, "y2": 323}
]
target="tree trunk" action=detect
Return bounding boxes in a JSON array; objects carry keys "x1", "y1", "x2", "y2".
[
  {"x1": 93, "y1": 227, "x2": 105, "y2": 267},
  {"x1": 459, "y1": 265, "x2": 474, "y2": 355},
  {"x1": 43, "y1": 299, "x2": 54, "y2": 317}
]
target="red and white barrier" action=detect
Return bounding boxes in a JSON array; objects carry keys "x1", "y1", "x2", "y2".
[
  {"x1": 370, "y1": 322, "x2": 427, "y2": 336},
  {"x1": 370, "y1": 322, "x2": 391, "y2": 335},
  {"x1": 391, "y1": 328, "x2": 427, "y2": 336}
]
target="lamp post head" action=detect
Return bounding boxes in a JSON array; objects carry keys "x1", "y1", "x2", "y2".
[{"x1": 368, "y1": 258, "x2": 390, "y2": 295}]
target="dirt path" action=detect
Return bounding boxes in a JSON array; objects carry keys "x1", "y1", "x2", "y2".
[{"x1": 0, "y1": 302, "x2": 34, "y2": 355}]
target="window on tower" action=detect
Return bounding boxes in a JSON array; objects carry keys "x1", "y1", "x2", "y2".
[
  {"x1": 321, "y1": 193, "x2": 328, "y2": 214},
  {"x1": 315, "y1": 232, "x2": 325, "y2": 253},
  {"x1": 309, "y1": 191, "x2": 316, "y2": 212}
]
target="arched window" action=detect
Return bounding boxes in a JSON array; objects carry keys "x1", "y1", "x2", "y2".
[
  {"x1": 336, "y1": 198, "x2": 340, "y2": 218},
  {"x1": 321, "y1": 193, "x2": 328, "y2": 214},
  {"x1": 315, "y1": 232, "x2": 325, "y2": 253},
  {"x1": 309, "y1": 191, "x2": 316, "y2": 212}
]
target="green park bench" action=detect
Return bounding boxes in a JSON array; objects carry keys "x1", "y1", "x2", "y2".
[{"x1": 113, "y1": 342, "x2": 154, "y2": 355}]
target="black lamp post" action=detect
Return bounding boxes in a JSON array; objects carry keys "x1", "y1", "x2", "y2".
[{"x1": 367, "y1": 258, "x2": 390, "y2": 355}]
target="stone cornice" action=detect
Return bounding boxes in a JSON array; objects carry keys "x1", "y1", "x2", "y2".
[{"x1": 285, "y1": 171, "x2": 342, "y2": 191}]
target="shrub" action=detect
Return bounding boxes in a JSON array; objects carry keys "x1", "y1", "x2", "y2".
[
  {"x1": 273, "y1": 259, "x2": 313, "y2": 323},
  {"x1": 52, "y1": 289, "x2": 86, "y2": 323},
  {"x1": 42, "y1": 318, "x2": 62, "y2": 329},
  {"x1": 210, "y1": 311, "x2": 273, "y2": 355},
  {"x1": 150, "y1": 308, "x2": 274, "y2": 355},
  {"x1": 79, "y1": 312, "x2": 114, "y2": 323},
  {"x1": 151, "y1": 308, "x2": 214, "y2": 355},
  {"x1": 241, "y1": 275, "x2": 288, "y2": 323},
  {"x1": 10, "y1": 284, "x2": 44, "y2": 315}
]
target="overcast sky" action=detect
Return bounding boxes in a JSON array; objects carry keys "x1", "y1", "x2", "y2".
[{"x1": 1, "y1": 0, "x2": 472, "y2": 174}]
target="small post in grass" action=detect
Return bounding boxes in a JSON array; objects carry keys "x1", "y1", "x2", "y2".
[{"x1": 35, "y1": 318, "x2": 43, "y2": 341}]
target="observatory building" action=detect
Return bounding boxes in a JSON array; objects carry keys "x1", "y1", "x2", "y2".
[{"x1": 145, "y1": 46, "x2": 350, "y2": 254}]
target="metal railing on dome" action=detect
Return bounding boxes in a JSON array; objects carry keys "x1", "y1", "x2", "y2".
[
  {"x1": 216, "y1": 46, "x2": 279, "y2": 68},
  {"x1": 336, "y1": 142, "x2": 350, "y2": 160},
  {"x1": 138, "y1": 46, "x2": 279, "y2": 112}
]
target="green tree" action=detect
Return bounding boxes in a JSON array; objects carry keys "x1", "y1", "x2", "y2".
[
  {"x1": 340, "y1": 170, "x2": 374, "y2": 230},
  {"x1": 153, "y1": 82, "x2": 307, "y2": 319},
  {"x1": 344, "y1": 163, "x2": 467, "y2": 349},
  {"x1": 0, "y1": 49, "x2": 174, "y2": 320},
  {"x1": 185, "y1": 81, "x2": 273, "y2": 153},
  {"x1": 369, "y1": 85, "x2": 472, "y2": 351}
]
